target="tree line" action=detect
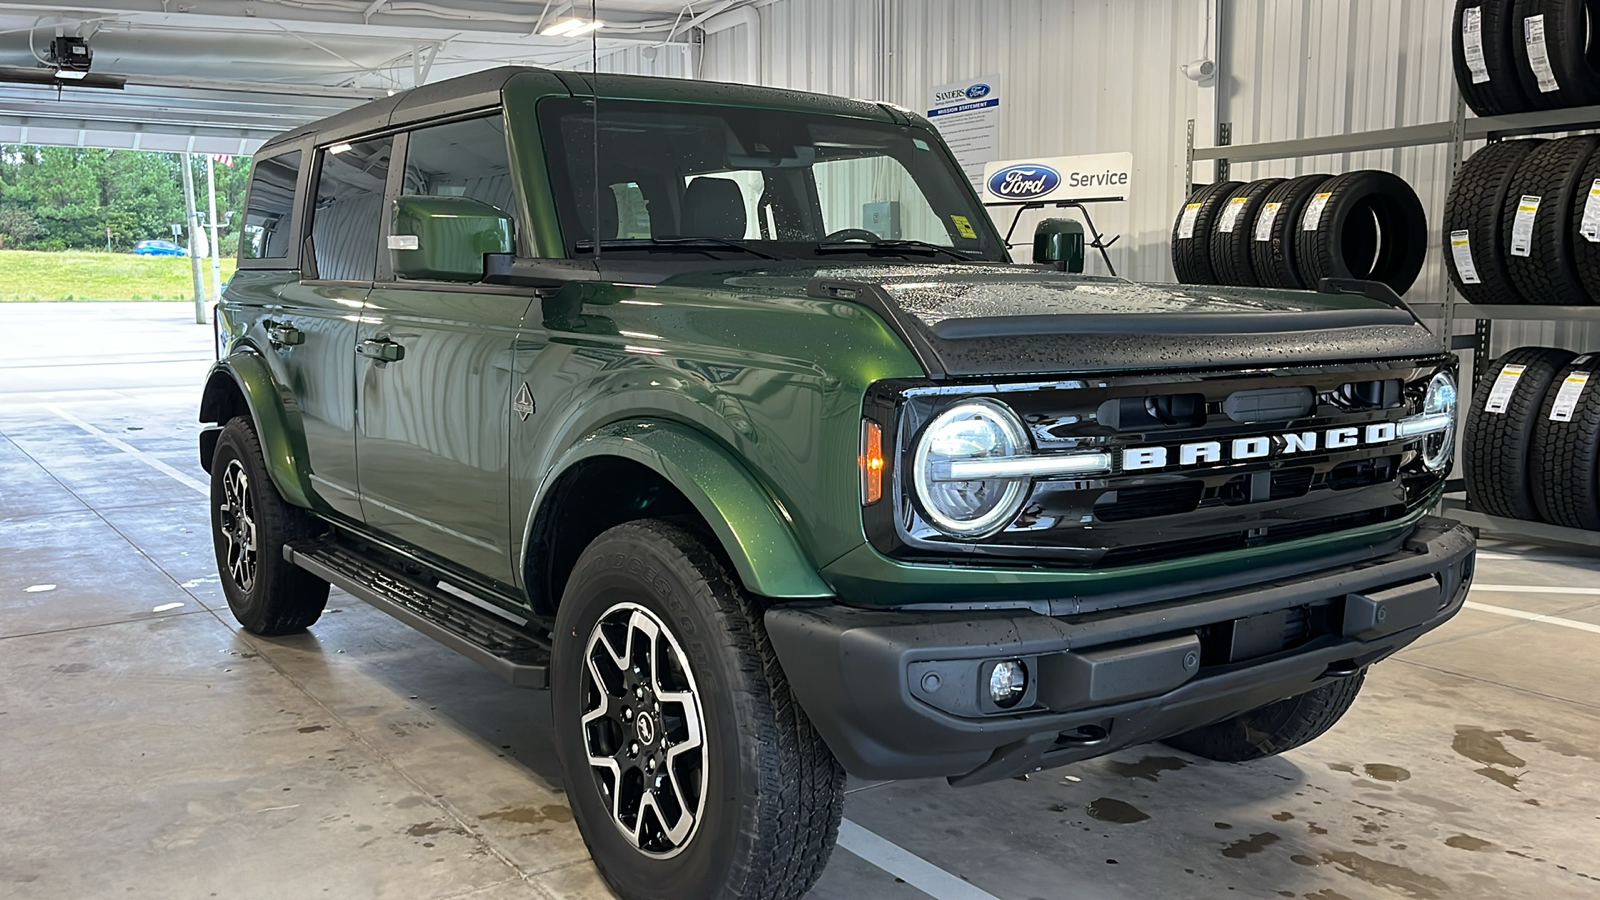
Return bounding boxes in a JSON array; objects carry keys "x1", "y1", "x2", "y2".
[{"x1": 0, "y1": 145, "x2": 253, "y2": 253}]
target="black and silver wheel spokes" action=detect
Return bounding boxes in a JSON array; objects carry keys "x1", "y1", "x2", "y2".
[
  {"x1": 218, "y1": 459, "x2": 257, "y2": 591},
  {"x1": 580, "y1": 603, "x2": 707, "y2": 858}
]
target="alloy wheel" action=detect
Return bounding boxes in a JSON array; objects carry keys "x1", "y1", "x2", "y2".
[
  {"x1": 579, "y1": 602, "x2": 707, "y2": 858},
  {"x1": 218, "y1": 458, "x2": 257, "y2": 592}
]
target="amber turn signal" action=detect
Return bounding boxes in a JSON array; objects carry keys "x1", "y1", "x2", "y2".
[{"x1": 859, "y1": 420, "x2": 885, "y2": 505}]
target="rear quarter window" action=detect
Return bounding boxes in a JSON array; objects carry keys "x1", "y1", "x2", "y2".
[{"x1": 240, "y1": 150, "x2": 303, "y2": 262}]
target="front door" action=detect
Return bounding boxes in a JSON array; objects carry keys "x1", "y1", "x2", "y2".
[{"x1": 354, "y1": 114, "x2": 531, "y2": 587}]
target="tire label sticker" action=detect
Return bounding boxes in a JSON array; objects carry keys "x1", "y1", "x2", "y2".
[
  {"x1": 1177, "y1": 202, "x2": 1203, "y2": 239},
  {"x1": 1217, "y1": 195, "x2": 1249, "y2": 233},
  {"x1": 1254, "y1": 202, "x2": 1281, "y2": 241},
  {"x1": 1463, "y1": 8, "x2": 1491, "y2": 84},
  {"x1": 1525, "y1": 15, "x2": 1561, "y2": 93},
  {"x1": 1450, "y1": 230, "x2": 1482, "y2": 284},
  {"x1": 1581, "y1": 180, "x2": 1600, "y2": 242},
  {"x1": 1510, "y1": 195, "x2": 1540, "y2": 257},
  {"x1": 1301, "y1": 192, "x2": 1333, "y2": 231},
  {"x1": 1550, "y1": 373, "x2": 1589, "y2": 422},
  {"x1": 1485, "y1": 364, "x2": 1526, "y2": 414}
]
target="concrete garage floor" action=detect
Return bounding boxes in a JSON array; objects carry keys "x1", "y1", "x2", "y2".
[{"x1": 3, "y1": 303, "x2": 1599, "y2": 900}]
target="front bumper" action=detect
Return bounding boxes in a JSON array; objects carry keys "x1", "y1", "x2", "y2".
[{"x1": 765, "y1": 516, "x2": 1475, "y2": 785}]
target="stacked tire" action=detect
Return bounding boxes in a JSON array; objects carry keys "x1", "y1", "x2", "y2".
[
  {"x1": 1445, "y1": 135, "x2": 1600, "y2": 304},
  {"x1": 1452, "y1": 0, "x2": 1600, "y2": 116},
  {"x1": 1172, "y1": 171, "x2": 1428, "y2": 294},
  {"x1": 1464, "y1": 347, "x2": 1600, "y2": 529}
]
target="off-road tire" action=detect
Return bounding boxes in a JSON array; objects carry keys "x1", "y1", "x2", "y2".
[
  {"x1": 1465, "y1": 346, "x2": 1577, "y2": 520},
  {"x1": 1503, "y1": 135, "x2": 1598, "y2": 305},
  {"x1": 1530, "y1": 353, "x2": 1600, "y2": 528},
  {"x1": 1453, "y1": 0, "x2": 1534, "y2": 115},
  {"x1": 1250, "y1": 174, "x2": 1333, "y2": 289},
  {"x1": 1208, "y1": 177, "x2": 1283, "y2": 286},
  {"x1": 551, "y1": 519, "x2": 845, "y2": 900},
  {"x1": 1172, "y1": 180, "x2": 1242, "y2": 284},
  {"x1": 209, "y1": 416, "x2": 330, "y2": 635},
  {"x1": 1567, "y1": 139, "x2": 1600, "y2": 302},
  {"x1": 1445, "y1": 139, "x2": 1546, "y2": 305},
  {"x1": 1510, "y1": 0, "x2": 1600, "y2": 110},
  {"x1": 1162, "y1": 671, "x2": 1366, "y2": 762},
  {"x1": 1294, "y1": 170, "x2": 1429, "y2": 295}
]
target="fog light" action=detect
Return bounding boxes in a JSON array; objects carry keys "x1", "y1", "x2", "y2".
[{"x1": 989, "y1": 660, "x2": 1028, "y2": 709}]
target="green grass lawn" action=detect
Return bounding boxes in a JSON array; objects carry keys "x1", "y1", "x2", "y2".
[{"x1": 0, "y1": 250, "x2": 238, "y2": 301}]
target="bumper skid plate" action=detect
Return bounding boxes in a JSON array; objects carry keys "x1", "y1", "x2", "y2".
[{"x1": 765, "y1": 517, "x2": 1475, "y2": 785}]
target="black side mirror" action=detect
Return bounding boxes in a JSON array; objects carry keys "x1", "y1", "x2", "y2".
[{"x1": 1033, "y1": 218, "x2": 1085, "y2": 272}]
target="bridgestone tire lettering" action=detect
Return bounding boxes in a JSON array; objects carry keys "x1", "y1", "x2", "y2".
[
  {"x1": 1171, "y1": 179, "x2": 1243, "y2": 284},
  {"x1": 1445, "y1": 138, "x2": 1547, "y2": 305},
  {"x1": 1530, "y1": 355, "x2": 1600, "y2": 528},
  {"x1": 1292, "y1": 170, "x2": 1429, "y2": 295},
  {"x1": 1464, "y1": 346, "x2": 1577, "y2": 520},
  {"x1": 1503, "y1": 135, "x2": 1598, "y2": 305},
  {"x1": 1453, "y1": 0, "x2": 1535, "y2": 115},
  {"x1": 1249, "y1": 173, "x2": 1333, "y2": 289},
  {"x1": 1510, "y1": 0, "x2": 1600, "y2": 109},
  {"x1": 1208, "y1": 177, "x2": 1283, "y2": 287}
]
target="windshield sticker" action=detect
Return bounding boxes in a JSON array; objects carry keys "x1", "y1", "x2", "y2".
[
  {"x1": 388, "y1": 234, "x2": 420, "y2": 250},
  {"x1": 913, "y1": 138, "x2": 930, "y2": 151},
  {"x1": 951, "y1": 215, "x2": 978, "y2": 239}
]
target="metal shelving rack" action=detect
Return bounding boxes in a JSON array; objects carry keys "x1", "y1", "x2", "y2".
[{"x1": 1184, "y1": 95, "x2": 1600, "y2": 551}]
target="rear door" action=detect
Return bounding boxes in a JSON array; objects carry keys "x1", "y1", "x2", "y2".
[
  {"x1": 356, "y1": 115, "x2": 531, "y2": 586},
  {"x1": 273, "y1": 136, "x2": 392, "y2": 520}
]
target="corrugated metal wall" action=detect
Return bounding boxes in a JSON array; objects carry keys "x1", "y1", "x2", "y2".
[
  {"x1": 700, "y1": 0, "x2": 1600, "y2": 355},
  {"x1": 699, "y1": 0, "x2": 1203, "y2": 281}
]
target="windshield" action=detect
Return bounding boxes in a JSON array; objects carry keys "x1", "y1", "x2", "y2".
[{"x1": 538, "y1": 98, "x2": 1006, "y2": 262}]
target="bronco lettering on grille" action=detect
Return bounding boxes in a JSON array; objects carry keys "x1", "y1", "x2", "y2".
[{"x1": 1123, "y1": 423, "x2": 1400, "y2": 471}]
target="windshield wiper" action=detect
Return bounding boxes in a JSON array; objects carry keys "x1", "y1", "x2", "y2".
[
  {"x1": 813, "y1": 239, "x2": 978, "y2": 261},
  {"x1": 575, "y1": 237, "x2": 788, "y2": 261}
]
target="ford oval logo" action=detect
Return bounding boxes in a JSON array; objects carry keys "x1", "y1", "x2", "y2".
[
  {"x1": 987, "y1": 164, "x2": 1061, "y2": 199},
  {"x1": 965, "y1": 83, "x2": 991, "y2": 99}
]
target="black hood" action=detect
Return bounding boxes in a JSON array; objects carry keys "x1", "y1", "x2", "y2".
[{"x1": 772, "y1": 266, "x2": 1444, "y2": 378}]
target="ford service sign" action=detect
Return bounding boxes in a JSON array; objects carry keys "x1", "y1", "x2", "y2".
[
  {"x1": 987, "y1": 164, "x2": 1061, "y2": 199},
  {"x1": 981, "y1": 152, "x2": 1134, "y2": 203},
  {"x1": 965, "y1": 83, "x2": 991, "y2": 100}
]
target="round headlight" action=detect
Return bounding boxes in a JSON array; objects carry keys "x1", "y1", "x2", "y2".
[
  {"x1": 1421, "y1": 371, "x2": 1458, "y2": 471},
  {"x1": 912, "y1": 400, "x2": 1031, "y2": 538}
]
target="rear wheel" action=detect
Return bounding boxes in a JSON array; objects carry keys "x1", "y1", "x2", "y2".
[
  {"x1": 551, "y1": 519, "x2": 844, "y2": 900},
  {"x1": 1162, "y1": 671, "x2": 1366, "y2": 762},
  {"x1": 209, "y1": 416, "x2": 329, "y2": 635}
]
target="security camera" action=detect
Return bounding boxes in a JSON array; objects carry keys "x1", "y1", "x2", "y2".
[{"x1": 1180, "y1": 59, "x2": 1216, "y2": 83}]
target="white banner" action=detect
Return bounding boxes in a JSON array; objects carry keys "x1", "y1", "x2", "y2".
[
  {"x1": 927, "y1": 75, "x2": 1001, "y2": 190},
  {"x1": 980, "y1": 152, "x2": 1134, "y2": 203}
]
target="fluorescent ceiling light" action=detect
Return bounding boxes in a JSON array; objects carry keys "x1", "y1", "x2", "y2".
[
  {"x1": 328, "y1": 143, "x2": 353, "y2": 154},
  {"x1": 541, "y1": 17, "x2": 604, "y2": 37}
]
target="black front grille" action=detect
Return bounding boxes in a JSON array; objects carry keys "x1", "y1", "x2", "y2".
[{"x1": 870, "y1": 358, "x2": 1451, "y2": 568}]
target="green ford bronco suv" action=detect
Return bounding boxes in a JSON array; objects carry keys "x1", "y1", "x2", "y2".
[{"x1": 200, "y1": 67, "x2": 1475, "y2": 899}]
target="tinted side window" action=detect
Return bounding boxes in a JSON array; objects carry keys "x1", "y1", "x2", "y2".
[
  {"x1": 241, "y1": 150, "x2": 302, "y2": 260},
  {"x1": 310, "y1": 137, "x2": 393, "y2": 281},
  {"x1": 402, "y1": 115, "x2": 520, "y2": 237}
]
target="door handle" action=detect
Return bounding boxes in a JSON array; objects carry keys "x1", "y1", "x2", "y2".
[
  {"x1": 263, "y1": 319, "x2": 305, "y2": 347},
  {"x1": 357, "y1": 338, "x2": 405, "y2": 363}
]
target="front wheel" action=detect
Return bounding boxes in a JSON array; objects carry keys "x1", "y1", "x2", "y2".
[
  {"x1": 1161, "y1": 671, "x2": 1366, "y2": 762},
  {"x1": 551, "y1": 519, "x2": 844, "y2": 900}
]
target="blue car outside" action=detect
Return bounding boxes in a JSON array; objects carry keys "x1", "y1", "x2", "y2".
[{"x1": 134, "y1": 240, "x2": 187, "y2": 257}]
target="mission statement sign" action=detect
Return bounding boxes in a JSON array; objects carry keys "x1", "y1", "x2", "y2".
[{"x1": 928, "y1": 75, "x2": 1002, "y2": 189}]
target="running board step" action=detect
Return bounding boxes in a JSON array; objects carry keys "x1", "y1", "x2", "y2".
[{"x1": 284, "y1": 541, "x2": 550, "y2": 688}]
